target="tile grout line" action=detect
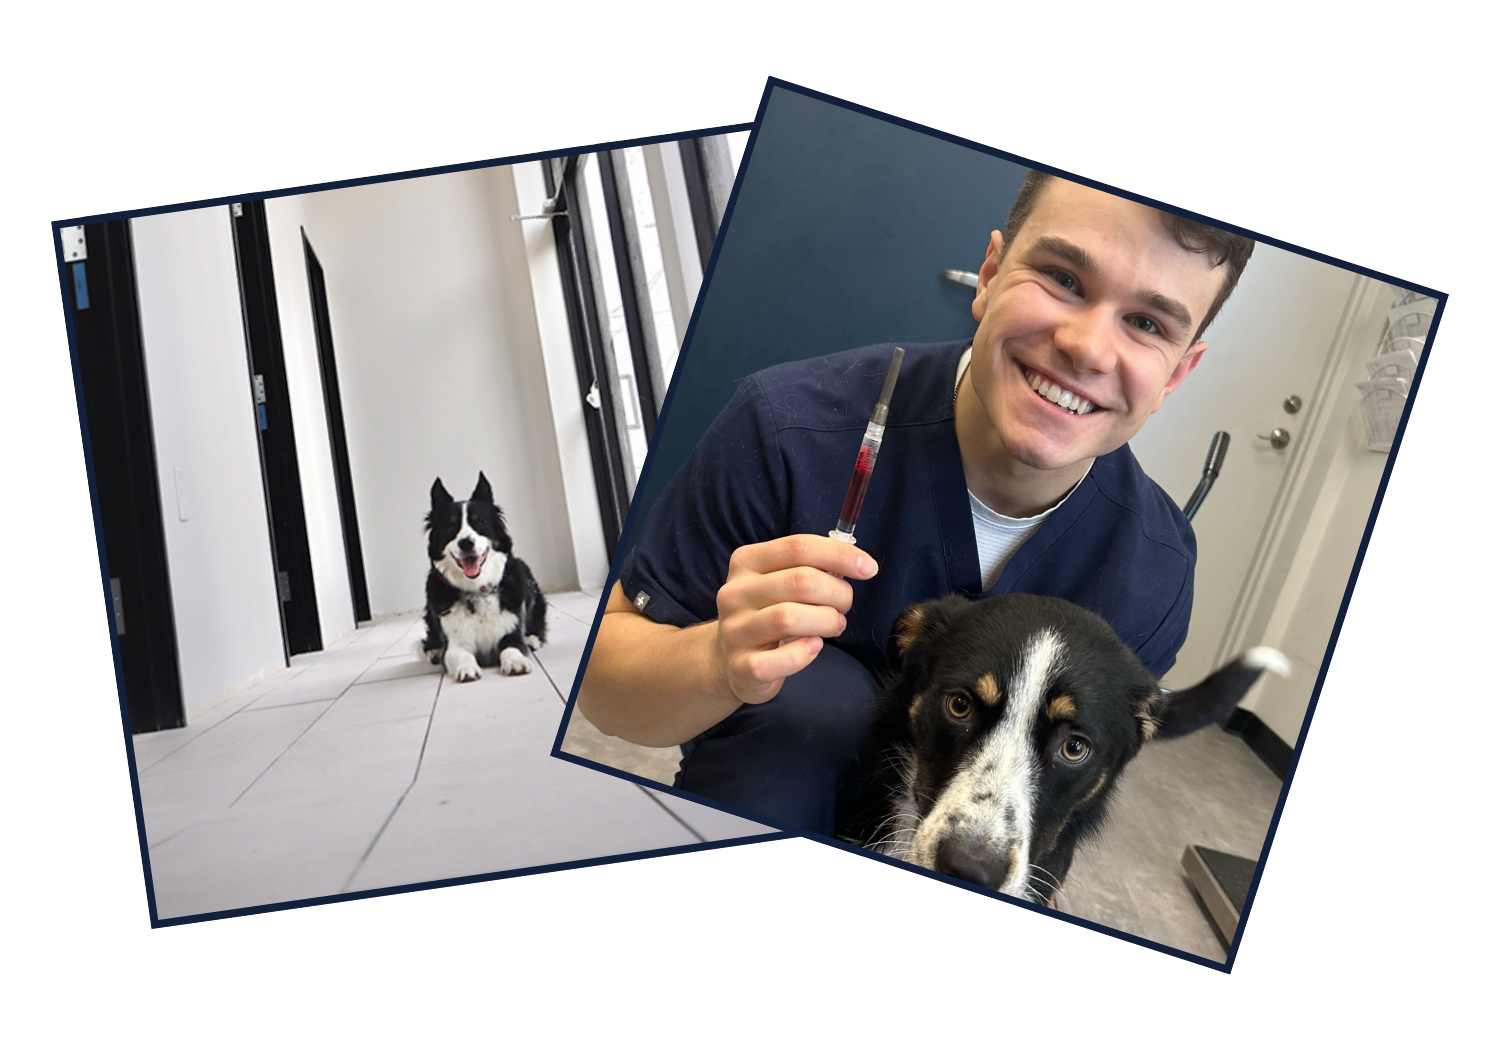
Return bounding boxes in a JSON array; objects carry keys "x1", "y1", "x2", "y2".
[
  {"x1": 135, "y1": 664, "x2": 316, "y2": 774},
  {"x1": 635, "y1": 785, "x2": 707, "y2": 843},
  {"x1": 532, "y1": 647, "x2": 568, "y2": 705},
  {"x1": 339, "y1": 672, "x2": 446, "y2": 894},
  {"x1": 537, "y1": 618, "x2": 699, "y2": 840},
  {"x1": 224, "y1": 661, "x2": 381, "y2": 809}
]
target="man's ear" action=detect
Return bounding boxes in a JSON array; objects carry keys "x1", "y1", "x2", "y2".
[
  {"x1": 971, "y1": 229, "x2": 1005, "y2": 324},
  {"x1": 1152, "y1": 340, "x2": 1207, "y2": 413}
]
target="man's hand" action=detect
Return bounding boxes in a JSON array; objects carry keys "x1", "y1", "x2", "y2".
[{"x1": 712, "y1": 534, "x2": 879, "y2": 706}]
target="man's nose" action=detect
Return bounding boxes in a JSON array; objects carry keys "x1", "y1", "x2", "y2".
[{"x1": 1053, "y1": 304, "x2": 1119, "y2": 375}]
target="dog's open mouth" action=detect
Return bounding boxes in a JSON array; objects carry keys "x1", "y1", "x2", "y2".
[{"x1": 457, "y1": 551, "x2": 487, "y2": 579}]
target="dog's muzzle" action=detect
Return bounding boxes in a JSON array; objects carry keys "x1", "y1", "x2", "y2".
[
  {"x1": 454, "y1": 547, "x2": 487, "y2": 579},
  {"x1": 934, "y1": 833, "x2": 1015, "y2": 891}
]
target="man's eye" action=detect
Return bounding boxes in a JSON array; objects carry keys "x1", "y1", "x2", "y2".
[
  {"x1": 1129, "y1": 315, "x2": 1161, "y2": 335},
  {"x1": 1048, "y1": 269, "x2": 1080, "y2": 293}
]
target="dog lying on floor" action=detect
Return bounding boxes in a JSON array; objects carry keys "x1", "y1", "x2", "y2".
[
  {"x1": 837, "y1": 592, "x2": 1288, "y2": 902},
  {"x1": 421, "y1": 473, "x2": 547, "y2": 683}
]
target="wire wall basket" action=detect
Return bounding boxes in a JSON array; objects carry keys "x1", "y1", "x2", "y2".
[{"x1": 1357, "y1": 290, "x2": 1432, "y2": 453}]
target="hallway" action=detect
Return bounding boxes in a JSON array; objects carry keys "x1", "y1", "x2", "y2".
[{"x1": 132, "y1": 590, "x2": 773, "y2": 921}]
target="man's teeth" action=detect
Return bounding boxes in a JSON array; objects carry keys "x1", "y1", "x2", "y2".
[{"x1": 1026, "y1": 369, "x2": 1094, "y2": 414}]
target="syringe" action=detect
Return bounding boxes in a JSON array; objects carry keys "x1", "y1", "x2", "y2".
[{"x1": 830, "y1": 346, "x2": 905, "y2": 544}]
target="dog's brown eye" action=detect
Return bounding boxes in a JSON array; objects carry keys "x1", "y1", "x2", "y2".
[
  {"x1": 1059, "y1": 735, "x2": 1090, "y2": 763},
  {"x1": 945, "y1": 694, "x2": 972, "y2": 720}
]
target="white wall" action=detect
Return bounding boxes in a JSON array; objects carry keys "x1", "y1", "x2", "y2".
[
  {"x1": 130, "y1": 209, "x2": 286, "y2": 719},
  {"x1": 262, "y1": 195, "x2": 356, "y2": 646},
  {"x1": 289, "y1": 166, "x2": 580, "y2": 615}
]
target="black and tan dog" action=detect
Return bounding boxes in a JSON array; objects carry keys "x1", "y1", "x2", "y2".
[{"x1": 837, "y1": 592, "x2": 1287, "y2": 902}]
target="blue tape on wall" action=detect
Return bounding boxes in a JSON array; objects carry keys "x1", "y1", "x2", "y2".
[{"x1": 72, "y1": 262, "x2": 90, "y2": 310}]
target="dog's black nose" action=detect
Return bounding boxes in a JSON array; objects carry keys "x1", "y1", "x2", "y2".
[
  {"x1": 457, "y1": 537, "x2": 475, "y2": 553},
  {"x1": 935, "y1": 836, "x2": 1012, "y2": 890}
]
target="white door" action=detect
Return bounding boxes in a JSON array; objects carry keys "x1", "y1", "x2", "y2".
[{"x1": 1128, "y1": 245, "x2": 1363, "y2": 688}]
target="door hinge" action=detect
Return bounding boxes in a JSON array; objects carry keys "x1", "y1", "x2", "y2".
[
  {"x1": 60, "y1": 226, "x2": 87, "y2": 262},
  {"x1": 110, "y1": 577, "x2": 126, "y2": 635},
  {"x1": 253, "y1": 374, "x2": 267, "y2": 404}
]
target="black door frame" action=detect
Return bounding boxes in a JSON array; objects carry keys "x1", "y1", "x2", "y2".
[
  {"x1": 544, "y1": 156, "x2": 633, "y2": 556},
  {"x1": 595, "y1": 148, "x2": 661, "y2": 441},
  {"x1": 542, "y1": 139, "x2": 731, "y2": 556},
  {"x1": 302, "y1": 232, "x2": 372, "y2": 623},
  {"x1": 677, "y1": 138, "x2": 720, "y2": 274},
  {"x1": 62, "y1": 219, "x2": 186, "y2": 733},
  {"x1": 231, "y1": 201, "x2": 323, "y2": 655}
]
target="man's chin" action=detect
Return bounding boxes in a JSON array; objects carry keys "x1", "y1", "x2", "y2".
[{"x1": 1000, "y1": 430, "x2": 1101, "y2": 475}]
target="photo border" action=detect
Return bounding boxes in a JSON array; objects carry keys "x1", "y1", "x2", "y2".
[
  {"x1": 549, "y1": 75, "x2": 1446, "y2": 972},
  {"x1": 54, "y1": 120, "x2": 794, "y2": 931}
]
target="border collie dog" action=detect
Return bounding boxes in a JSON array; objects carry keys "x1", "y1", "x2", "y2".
[
  {"x1": 838, "y1": 593, "x2": 1289, "y2": 903},
  {"x1": 421, "y1": 473, "x2": 547, "y2": 683}
]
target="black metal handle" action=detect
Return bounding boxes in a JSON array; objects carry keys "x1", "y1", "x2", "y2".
[{"x1": 1183, "y1": 431, "x2": 1230, "y2": 521}]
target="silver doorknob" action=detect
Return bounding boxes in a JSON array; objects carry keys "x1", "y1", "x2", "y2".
[
  {"x1": 1283, "y1": 394, "x2": 1302, "y2": 414},
  {"x1": 1257, "y1": 427, "x2": 1291, "y2": 450}
]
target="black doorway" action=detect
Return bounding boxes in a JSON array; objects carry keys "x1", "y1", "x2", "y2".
[
  {"x1": 302, "y1": 232, "x2": 371, "y2": 624},
  {"x1": 543, "y1": 154, "x2": 633, "y2": 558},
  {"x1": 232, "y1": 202, "x2": 322, "y2": 656},
  {"x1": 64, "y1": 219, "x2": 186, "y2": 733}
]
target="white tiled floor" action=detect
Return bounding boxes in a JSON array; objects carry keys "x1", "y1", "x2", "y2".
[{"x1": 133, "y1": 590, "x2": 772, "y2": 920}]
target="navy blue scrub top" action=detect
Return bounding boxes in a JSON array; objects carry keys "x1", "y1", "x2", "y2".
[{"x1": 619, "y1": 341, "x2": 1196, "y2": 679}]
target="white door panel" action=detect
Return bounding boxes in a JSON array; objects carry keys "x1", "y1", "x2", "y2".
[{"x1": 1128, "y1": 245, "x2": 1360, "y2": 687}]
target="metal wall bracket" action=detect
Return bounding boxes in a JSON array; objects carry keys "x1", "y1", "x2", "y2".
[
  {"x1": 60, "y1": 226, "x2": 87, "y2": 262},
  {"x1": 511, "y1": 196, "x2": 566, "y2": 222}
]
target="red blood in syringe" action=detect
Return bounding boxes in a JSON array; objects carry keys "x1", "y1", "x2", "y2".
[{"x1": 836, "y1": 445, "x2": 876, "y2": 534}]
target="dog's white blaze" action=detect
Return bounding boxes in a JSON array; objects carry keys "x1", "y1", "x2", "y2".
[
  {"x1": 911, "y1": 628, "x2": 1063, "y2": 897},
  {"x1": 438, "y1": 501, "x2": 506, "y2": 591}
]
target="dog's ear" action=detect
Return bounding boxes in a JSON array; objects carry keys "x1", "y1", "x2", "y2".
[
  {"x1": 471, "y1": 472, "x2": 493, "y2": 506},
  {"x1": 1133, "y1": 688, "x2": 1166, "y2": 744},
  {"x1": 888, "y1": 594, "x2": 969, "y2": 667},
  {"x1": 431, "y1": 477, "x2": 453, "y2": 509}
]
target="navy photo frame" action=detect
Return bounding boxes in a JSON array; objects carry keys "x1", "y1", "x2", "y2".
[{"x1": 555, "y1": 78, "x2": 1452, "y2": 972}]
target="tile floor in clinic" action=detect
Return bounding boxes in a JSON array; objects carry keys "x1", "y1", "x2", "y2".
[
  {"x1": 132, "y1": 590, "x2": 771, "y2": 921},
  {"x1": 137, "y1": 588, "x2": 1280, "y2": 960},
  {"x1": 564, "y1": 680, "x2": 1284, "y2": 965}
]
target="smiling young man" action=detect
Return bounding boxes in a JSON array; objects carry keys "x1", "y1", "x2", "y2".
[{"x1": 578, "y1": 171, "x2": 1255, "y2": 834}]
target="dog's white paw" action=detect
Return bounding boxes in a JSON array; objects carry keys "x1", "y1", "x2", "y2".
[
  {"x1": 499, "y1": 647, "x2": 532, "y2": 676},
  {"x1": 525, "y1": 634, "x2": 542, "y2": 651},
  {"x1": 445, "y1": 650, "x2": 482, "y2": 683}
]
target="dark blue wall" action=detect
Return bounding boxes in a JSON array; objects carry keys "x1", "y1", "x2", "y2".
[{"x1": 626, "y1": 86, "x2": 1027, "y2": 552}]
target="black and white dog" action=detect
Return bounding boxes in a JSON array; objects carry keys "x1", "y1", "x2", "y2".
[
  {"x1": 421, "y1": 473, "x2": 547, "y2": 683},
  {"x1": 838, "y1": 592, "x2": 1289, "y2": 903}
]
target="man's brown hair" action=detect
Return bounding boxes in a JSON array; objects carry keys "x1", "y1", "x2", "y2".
[{"x1": 1000, "y1": 170, "x2": 1255, "y2": 343}]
